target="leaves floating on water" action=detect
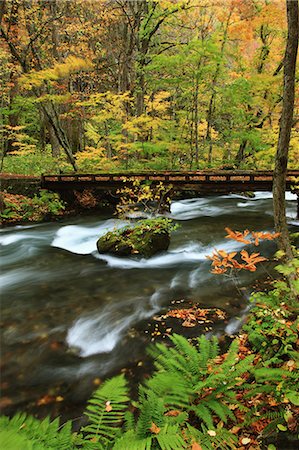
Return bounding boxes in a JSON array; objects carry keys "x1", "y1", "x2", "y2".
[{"x1": 159, "y1": 304, "x2": 226, "y2": 328}]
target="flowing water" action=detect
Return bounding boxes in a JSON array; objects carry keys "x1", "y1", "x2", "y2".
[{"x1": 0, "y1": 192, "x2": 298, "y2": 419}]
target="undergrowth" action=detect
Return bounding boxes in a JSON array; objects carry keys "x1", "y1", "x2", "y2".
[{"x1": 0, "y1": 190, "x2": 65, "y2": 224}]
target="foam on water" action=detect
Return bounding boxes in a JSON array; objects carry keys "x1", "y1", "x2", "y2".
[
  {"x1": 67, "y1": 291, "x2": 162, "y2": 357},
  {"x1": 170, "y1": 198, "x2": 223, "y2": 220},
  {"x1": 224, "y1": 306, "x2": 250, "y2": 335},
  {"x1": 51, "y1": 219, "x2": 126, "y2": 254},
  {"x1": 0, "y1": 230, "x2": 54, "y2": 247},
  {"x1": 95, "y1": 238, "x2": 246, "y2": 270}
]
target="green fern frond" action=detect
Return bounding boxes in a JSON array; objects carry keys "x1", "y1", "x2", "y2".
[
  {"x1": 260, "y1": 409, "x2": 286, "y2": 421},
  {"x1": 0, "y1": 413, "x2": 74, "y2": 450},
  {"x1": 170, "y1": 334, "x2": 201, "y2": 375},
  {"x1": 113, "y1": 430, "x2": 152, "y2": 450},
  {"x1": 83, "y1": 374, "x2": 129, "y2": 446},
  {"x1": 192, "y1": 403, "x2": 214, "y2": 429},
  {"x1": 156, "y1": 424, "x2": 187, "y2": 449},
  {"x1": 243, "y1": 384, "x2": 273, "y2": 398},
  {"x1": 186, "y1": 424, "x2": 238, "y2": 450},
  {"x1": 254, "y1": 367, "x2": 292, "y2": 382},
  {"x1": 197, "y1": 335, "x2": 219, "y2": 371},
  {"x1": 205, "y1": 399, "x2": 236, "y2": 424},
  {"x1": 136, "y1": 390, "x2": 165, "y2": 438},
  {"x1": 145, "y1": 372, "x2": 192, "y2": 408},
  {"x1": 123, "y1": 411, "x2": 135, "y2": 432},
  {"x1": 150, "y1": 340, "x2": 198, "y2": 383}
]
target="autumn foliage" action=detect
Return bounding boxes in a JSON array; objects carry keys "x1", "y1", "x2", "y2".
[{"x1": 207, "y1": 228, "x2": 280, "y2": 274}]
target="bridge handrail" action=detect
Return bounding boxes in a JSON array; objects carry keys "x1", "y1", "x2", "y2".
[{"x1": 41, "y1": 170, "x2": 299, "y2": 183}]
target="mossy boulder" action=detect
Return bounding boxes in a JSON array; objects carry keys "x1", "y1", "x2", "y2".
[{"x1": 97, "y1": 218, "x2": 174, "y2": 258}]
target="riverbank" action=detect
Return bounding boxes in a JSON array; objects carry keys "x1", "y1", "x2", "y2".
[{"x1": 0, "y1": 189, "x2": 115, "y2": 227}]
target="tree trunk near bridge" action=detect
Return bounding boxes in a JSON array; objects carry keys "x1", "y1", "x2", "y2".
[{"x1": 273, "y1": 0, "x2": 298, "y2": 261}]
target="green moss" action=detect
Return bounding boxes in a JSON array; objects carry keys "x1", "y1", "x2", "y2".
[{"x1": 97, "y1": 218, "x2": 176, "y2": 258}]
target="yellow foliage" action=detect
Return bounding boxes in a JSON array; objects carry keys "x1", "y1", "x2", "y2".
[
  {"x1": 76, "y1": 147, "x2": 118, "y2": 172},
  {"x1": 19, "y1": 56, "x2": 93, "y2": 90},
  {"x1": 197, "y1": 120, "x2": 218, "y2": 140},
  {"x1": 146, "y1": 91, "x2": 171, "y2": 114},
  {"x1": 80, "y1": 91, "x2": 133, "y2": 125},
  {"x1": 76, "y1": 146, "x2": 105, "y2": 162}
]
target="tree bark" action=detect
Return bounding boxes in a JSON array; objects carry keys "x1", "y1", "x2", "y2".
[{"x1": 272, "y1": 0, "x2": 298, "y2": 260}]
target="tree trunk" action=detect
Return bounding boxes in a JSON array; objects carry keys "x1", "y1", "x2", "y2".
[
  {"x1": 41, "y1": 102, "x2": 78, "y2": 171},
  {"x1": 194, "y1": 75, "x2": 199, "y2": 167},
  {"x1": 48, "y1": 122, "x2": 60, "y2": 157},
  {"x1": 235, "y1": 139, "x2": 248, "y2": 168},
  {"x1": 272, "y1": 0, "x2": 298, "y2": 260}
]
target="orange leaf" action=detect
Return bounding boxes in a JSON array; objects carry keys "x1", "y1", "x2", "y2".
[
  {"x1": 165, "y1": 410, "x2": 181, "y2": 417},
  {"x1": 192, "y1": 443, "x2": 203, "y2": 450},
  {"x1": 149, "y1": 422, "x2": 161, "y2": 434},
  {"x1": 105, "y1": 401, "x2": 112, "y2": 412},
  {"x1": 225, "y1": 227, "x2": 251, "y2": 244},
  {"x1": 211, "y1": 267, "x2": 227, "y2": 274},
  {"x1": 232, "y1": 260, "x2": 246, "y2": 269},
  {"x1": 37, "y1": 395, "x2": 55, "y2": 406}
]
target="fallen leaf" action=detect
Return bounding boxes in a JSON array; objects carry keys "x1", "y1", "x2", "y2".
[
  {"x1": 192, "y1": 443, "x2": 202, "y2": 450},
  {"x1": 207, "y1": 430, "x2": 216, "y2": 436},
  {"x1": 105, "y1": 401, "x2": 112, "y2": 412},
  {"x1": 241, "y1": 437, "x2": 251, "y2": 445},
  {"x1": 182, "y1": 319, "x2": 196, "y2": 327},
  {"x1": 37, "y1": 395, "x2": 55, "y2": 406},
  {"x1": 149, "y1": 422, "x2": 160, "y2": 434},
  {"x1": 230, "y1": 426, "x2": 241, "y2": 434},
  {"x1": 165, "y1": 410, "x2": 181, "y2": 417},
  {"x1": 0, "y1": 397, "x2": 12, "y2": 409}
]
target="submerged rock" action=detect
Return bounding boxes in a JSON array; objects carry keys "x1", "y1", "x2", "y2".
[{"x1": 97, "y1": 221, "x2": 171, "y2": 258}]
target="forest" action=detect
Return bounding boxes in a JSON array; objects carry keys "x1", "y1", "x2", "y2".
[
  {"x1": 0, "y1": 1, "x2": 299, "y2": 450},
  {"x1": 0, "y1": 0, "x2": 298, "y2": 174}
]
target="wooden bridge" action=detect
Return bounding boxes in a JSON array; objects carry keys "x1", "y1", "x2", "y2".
[{"x1": 41, "y1": 170, "x2": 299, "y2": 195}]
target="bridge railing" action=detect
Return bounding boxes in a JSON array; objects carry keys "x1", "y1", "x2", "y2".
[{"x1": 41, "y1": 170, "x2": 299, "y2": 184}]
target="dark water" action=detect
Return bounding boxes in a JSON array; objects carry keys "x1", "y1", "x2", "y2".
[{"x1": 0, "y1": 192, "x2": 298, "y2": 419}]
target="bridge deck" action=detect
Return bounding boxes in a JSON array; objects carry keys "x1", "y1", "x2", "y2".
[{"x1": 41, "y1": 170, "x2": 299, "y2": 194}]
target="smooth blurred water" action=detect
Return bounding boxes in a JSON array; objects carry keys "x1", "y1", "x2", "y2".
[{"x1": 0, "y1": 192, "x2": 298, "y2": 417}]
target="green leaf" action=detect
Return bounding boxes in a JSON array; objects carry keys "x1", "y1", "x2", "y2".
[
  {"x1": 277, "y1": 424, "x2": 287, "y2": 431},
  {"x1": 275, "y1": 250, "x2": 285, "y2": 259},
  {"x1": 285, "y1": 391, "x2": 299, "y2": 406}
]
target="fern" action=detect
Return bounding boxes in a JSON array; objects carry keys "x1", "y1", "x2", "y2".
[
  {"x1": 145, "y1": 372, "x2": 192, "y2": 408},
  {"x1": 145, "y1": 334, "x2": 254, "y2": 435},
  {"x1": 155, "y1": 424, "x2": 187, "y2": 449},
  {"x1": 204, "y1": 399, "x2": 236, "y2": 424},
  {"x1": 254, "y1": 367, "x2": 293, "y2": 382},
  {"x1": 192, "y1": 403, "x2": 214, "y2": 429},
  {"x1": 83, "y1": 374, "x2": 129, "y2": 448},
  {"x1": 186, "y1": 424, "x2": 238, "y2": 450},
  {"x1": 136, "y1": 389, "x2": 166, "y2": 438},
  {"x1": 197, "y1": 335, "x2": 220, "y2": 371},
  {"x1": 113, "y1": 430, "x2": 153, "y2": 450},
  {"x1": 0, "y1": 413, "x2": 75, "y2": 450}
]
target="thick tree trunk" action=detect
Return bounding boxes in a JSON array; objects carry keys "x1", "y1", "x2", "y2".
[
  {"x1": 272, "y1": 0, "x2": 298, "y2": 260},
  {"x1": 42, "y1": 103, "x2": 78, "y2": 171},
  {"x1": 48, "y1": 122, "x2": 61, "y2": 157}
]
